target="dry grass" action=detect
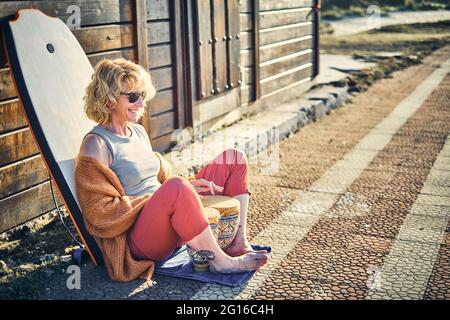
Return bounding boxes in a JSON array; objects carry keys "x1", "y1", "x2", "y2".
[{"x1": 322, "y1": 20, "x2": 450, "y2": 55}]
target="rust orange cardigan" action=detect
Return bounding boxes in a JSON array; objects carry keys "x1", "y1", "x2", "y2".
[{"x1": 74, "y1": 155, "x2": 154, "y2": 282}]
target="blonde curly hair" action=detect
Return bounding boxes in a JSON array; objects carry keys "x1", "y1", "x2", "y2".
[{"x1": 83, "y1": 58, "x2": 156, "y2": 124}]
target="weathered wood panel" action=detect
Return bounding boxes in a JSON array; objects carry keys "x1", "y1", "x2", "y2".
[
  {"x1": 1, "y1": 21, "x2": 172, "y2": 98},
  {"x1": 149, "y1": 111, "x2": 175, "y2": 139},
  {"x1": 0, "y1": 99, "x2": 27, "y2": 134},
  {"x1": 195, "y1": 0, "x2": 242, "y2": 99},
  {"x1": 136, "y1": 0, "x2": 149, "y2": 73},
  {"x1": 239, "y1": 0, "x2": 252, "y2": 103},
  {"x1": 86, "y1": 43, "x2": 171, "y2": 68},
  {"x1": 0, "y1": 154, "x2": 48, "y2": 199},
  {"x1": 151, "y1": 66, "x2": 173, "y2": 91},
  {"x1": 1, "y1": 46, "x2": 171, "y2": 105},
  {"x1": 251, "y1": 0, "x2": 260, "y2": 101},
  {"x1": 260, "y1": 50, "x2": 313, "y2": 79},
  {"x1": 240, "y1": 50, "x2": 253, "y2": 68},
  {"x1": 195, "y1": 0, "x2": 214, "y2": 99},
  {"x1": 260, "y1": 22, "x2": 313, "y2": 46},
  {"x1": 239, "y1": 13, "x2": 253, "y2": 32},
  {"x1": 0, "y1": 181, "x2": 64, "y2": 233},
  {"x1": 146, "y1": 0, "x2": 170, "y2": 20},
  {"x1": 312, "y1": 0, "x2": 320, "y2": 78},
  {"x1": 148, "y1": 44, "x2": 172, "y2": 68},
  {"x1": 251, "y1": 0, "x2": 315, "y2": 13},
  {"x1": 72, "y1": 24, "x2": 135, "y2": 54},
  {"x1": 260, "y1": 64, "x2": 312, "y2": 96},
  {"x1": 2, "y1": 56, "x2": 171, "y2": 126},
  {"x1": 242, "y1": 67, "x2": 254, "y2": 86},
  {"x1": 0, "y1": 68, "x2": 17, "y2": 101},
  {"x1": 0, "y1": 128, "x2": 39, "y2": 167},
  {"x1": 239, "y1": 0, "x2": 252, "y2": 13},
  {"x1": 171, "y1": 0, "x2": 186, "y2": 129},
  {"x1": 259, "y1": 0, "x2": 314, "y2": 11},
  {"x1": 240, "y1": 85, "x2": 254, "y2": 104},
  {"x1": 212, "y1": 0, "x2": 228, "y2": 94},
  {"x1": 150, "y1": 132, "x2": 175, "y2": 153},
  {"x1": 147, "y1": 21, "x2": 171, "y2": 44},
  {"x1": 87, "y1": 49, "x2": 134, "y2": 67},
  {"x1": 227, "y1": 0, "x2": 240, "y2": 90},
  {"x1": 198, "y1": 89, "x2": 239, "y2": 124},
  {"x1": 147, "y1": 0, "x2": 176, "y2": 150},
  {"x1": 240, "y1": 31, "x2": 253, "y2": 50},
  {"x1": 260, "y1": 36, "x2": 312, "y2": 63},
  {"x1": 258, "y1": 76, "x2": 313, "y2": 109},
  {"x1": 0, "y1": 1, "x2": 134, "y2": 26},
  {"x1": 131, "y1": 0, "x2": 148, "y2": 140},
  {"x1": 260, "y1": 8, "x2": 312, "y2": 30},
  {"x1": 149, "y1": 89, "x2": 173, "y2": 116},
  {"x1": 1, "y1": 15, "x2": 170, "y2": 69}
]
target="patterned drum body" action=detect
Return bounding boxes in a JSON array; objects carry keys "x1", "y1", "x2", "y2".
[{"x1": 201, "y1": 195, "x2": 241, "y2": 249}]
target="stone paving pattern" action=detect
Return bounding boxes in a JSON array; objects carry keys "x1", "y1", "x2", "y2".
[{"x1": 252, "y1": 70, "x2": 450, "y2": 300}]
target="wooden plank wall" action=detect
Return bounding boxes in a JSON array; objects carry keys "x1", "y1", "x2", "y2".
[
  {"x1": 240, "y1": 0, "x2": 315, "y2": 104},
  {"x1": 145, "y1": 0, "x2": 178, "y2": 153},
  {"x1": 0, "y1": 0, "x2": 178, "y2": 233},
  {"x1": 239, "y1": 0, "x2": 255, "y2": 104}
]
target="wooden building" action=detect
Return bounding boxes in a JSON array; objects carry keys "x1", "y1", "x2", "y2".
[{"x1": 0, "y1": 0, "x2": 320, "y2": 233}]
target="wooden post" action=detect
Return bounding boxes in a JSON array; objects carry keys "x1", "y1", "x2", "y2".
[
  {"x1": 313, "y1": 0, "x2": 320, "y2": 78},
  {"x1": 252, "y1": 0, "x2": 260, "y2": 101},
  {"x1": 171, "y1": 0, "x2": 187, "y2": 129},
  {"x1": 134, "y1": 0, "x2": 151, "y2": 133}
]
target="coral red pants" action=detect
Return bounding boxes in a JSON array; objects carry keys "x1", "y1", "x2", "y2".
[{"x1": 128, "y1": 148, "x2": 251, "y2": 261}]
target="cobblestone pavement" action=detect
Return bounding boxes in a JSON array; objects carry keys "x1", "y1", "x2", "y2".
[{"x1": 2, "y1": 47, "x2": 450, "y2": 300}]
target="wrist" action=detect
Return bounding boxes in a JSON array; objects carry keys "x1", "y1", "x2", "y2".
[{"x1": 187, "y1": 175, "x2": 196, "y2": 183}]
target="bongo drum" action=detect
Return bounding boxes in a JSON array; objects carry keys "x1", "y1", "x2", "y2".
[
  {"x1": 187, "y1": 207, "x2": 220, "y2": 272},
  {"x1": 201, "y1": 195, "x2": 241, "y2": 249}
]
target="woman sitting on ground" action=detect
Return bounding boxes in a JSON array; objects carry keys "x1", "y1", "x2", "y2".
[{"x1": 74, "y1": 58, "x2": 269, "y2": 282}]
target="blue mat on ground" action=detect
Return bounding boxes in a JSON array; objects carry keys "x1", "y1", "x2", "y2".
[{"x1": 154, "y1": 244, "x2": 272, "y2": 287}]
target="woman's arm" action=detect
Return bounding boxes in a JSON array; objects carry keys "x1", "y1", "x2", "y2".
[
  {"x1": 74, "y1": 156, "x2": 151, "y2": 239},
  {"x1": 79, "y1": 133, "x2": 112, "y2": 167}
]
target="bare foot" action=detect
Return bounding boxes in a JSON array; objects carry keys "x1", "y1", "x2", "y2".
[
  {"x1": 209, "y1": 252, "x2": 270, "y2": 274},
  {"x1": 224, "y1": 236, "x2": 269, "y2": 257}
]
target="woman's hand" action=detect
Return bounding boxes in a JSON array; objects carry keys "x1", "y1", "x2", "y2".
[
  {"x1": 154, "y1": 152, "x2": 172, "y2": 184},
  {"x1": 190, "y1": 178, "x2": 223, "y2": 196}
]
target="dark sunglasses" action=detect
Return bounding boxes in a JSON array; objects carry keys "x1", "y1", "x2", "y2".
[{"x1": 120, "y1": 91, "x2": 145, "y2": 103}]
